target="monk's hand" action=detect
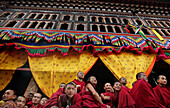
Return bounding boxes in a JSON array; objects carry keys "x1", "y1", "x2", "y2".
[
  {"x1": 50, "y1": 106, "x2": 58, "y2": 108},
  {"x1": 106, "y1": 105, "x2": 111, "y2": 108}
]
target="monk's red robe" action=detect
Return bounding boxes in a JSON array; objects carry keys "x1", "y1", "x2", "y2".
[
  {"x1": 122, "y1": 85, "x2": 131, "y2": 93},
  {"x1": 101, "y1": 92, "x2": 114, "y2": 107},
  {"x1": 80, "y1": 82, "x2": 107, "y2": 108},
  {"x1": 154, "y1": 85, "x2": 170, "y2": 107},
  {"x1": 58, "y1": 94, "x2": 82, "y2": 108},
  {"x1": 118, "y1": 87, "x2": 135, "y2": 108},
  {"x1": 29, "y1": 103, "x2": 43, "y2": 108},
  {"x1": 44, "y1": 88, "x2": 65, "y2": 108},
  {"x1": 72, "y1": 79, "x2": 85, "y2": 93},
  {"x1": 130, "y1": 79, "x2": 159, "y2": 108}
]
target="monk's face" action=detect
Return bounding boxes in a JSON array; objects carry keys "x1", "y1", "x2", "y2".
[
  {"x1": 27, "y1": 93, "x2": 33, "y2": 101},
  {"x1": 77, "y1": 71, "x2": 84, "y2": 79},
  {"x1": 157, "y1": 75, "x2": 167, "y2": 86},
  {"x1": 32, "y1": 93, "x2": 42, "y2": 105},
  {"x1": 139, "y1": 73, "x2": 148, "y2": 82},
  {"x1": 2, "y1": 90, "x2": 16, "y2": 101},
  {"x1": 40, "y1": 97, "x2": 48, "y2": 106},
  {"x1": 113, "y1": 82, "x2": 121, "y2": 92},
  {"x1": 120, "y1": 77, "x2": 127, "y2": 85},
  {"x1": 90, "y1": 76, "x2": 97, "y2": 85},
  {"x1": 59, "y1": 83, "x2": 66, "y2": 88},
  {"x1": 15, "y1": 96, "x2": 26, "y2": 108},
  {"x1": 104, "y1": 83, "x2": 112, "y2": 92},
  {"x1": 65, "y1": 84, "x2": 76, "y2": 98}
]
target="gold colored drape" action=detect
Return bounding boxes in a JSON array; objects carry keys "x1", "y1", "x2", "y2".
[
  {"x1": 98, "y1": 51, "x2": 156, "y2": 88},
  {"x1": 0, "y1": 49, "x2": 28, "y2": 91},
  {"x1": 28, "y1": 50, "x2": 98, "y2": 97},
  {"x1": 164, "y1": 59, "x2": 170, "y2": 65}
]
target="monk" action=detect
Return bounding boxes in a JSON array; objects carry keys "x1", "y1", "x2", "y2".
[
  {"x1": 0, "y1": 89, "x2": 17, "y2": 108},
  {"x1": 57, "y1": 82, "x2": 82, "y2": 108},
  {"x1": 111, "y1": 81, "x2": 135, "y2": 108},
  {"x1": 72, "y1": 71, "x2": 85, "y2": 93},
  {"x1": 130, "y1": 72, "x2": 160, "y2": 108},
  {"x1": 101, "y1": 83, "x2": 114, "y2": 107},
  {"x1": 154, "y1": 75, "x2": 170, "y2": 107},
  {"x1": 44, "y1": 83, "x2": 66, "y2": 107},
  {"x1": 81, "y1": 76, "x2": 110, "y2": 108},
  {"x1": 119, "y1": 77, "x2": 131, "y2": 92},
  {"x1": 40, "y1": 97, "x2": 48, "y2": 106},
  {"x1": 27, "y1": 93, "x2": 43, "y2": 108},
  {"x1": 26, "y1": 93, "x2": 34, "y2": 105},
  {"x1": 15, "y1": 96, "x2": 26, "y2": 108}
]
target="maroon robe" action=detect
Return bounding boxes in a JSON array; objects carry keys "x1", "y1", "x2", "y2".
[
  {"x1": 44, "y1": 88, "x2": 65, "y2": 108},
  {"x1": 130, "y1": 79, "x2": 159, "y2": 108},
  {"x1": 72, "y1": 79, "x2": 85, "y2": 93},
  {"x1": 101, "y1": 92, "x2": 114, "y2": 107},
  {"x1": 30, "y1": 103, "x2": 43, "y2": 108},
  {"x1": 154, "y1": 85, "x2": 170, "y2": 107},
  {"x1": 118, "y1": 87, "x2": 135, "y2": 108},
  {"x1": 122, "y1": 85, "x2": 131, "y2": 93},
  {"x1": 59, "y1": 94, "x2": 82, "y2": 108},
  {"x1": 80, "y1": 82, "x2": 107, "y2": 108}
]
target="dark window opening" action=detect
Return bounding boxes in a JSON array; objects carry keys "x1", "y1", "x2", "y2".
[
  {"x1": 115, "y1": 26, "x2": 121, "y2": 33},
  {"x1": 100, "y1": 25, "x2": 106, "y2": 32},
  {"x1": 78, "y1": 16, "x2": 84, "y2": 21},
  {"x1": 159, "y1": 22, "x2": 167, "y2": 27},
  {"x1": 46, "y1": 22, "x2": 53, "y2": 29},
  {"x1": 36, "y1": 14, "x2": 43, "y2": 19},
  {"x1": 112, "y1": 18, "x2": 117, "y2": 23},
  {"x1": 51, "y1": 15, "x2": 57, "y2": 20},
  {"x1": 38, "y1": 22, "x2": 45, "y2": 29},
  {"x1": 21, "y1": 21, "x2": 30, "y2": 28},
  {"x1": 107, "y1": 26, "x2": 113, "y2": 32},
  {"x1": 29, "y1": 22, "x2": 38, "y2": 28},
  {"x1": 136, "y1": 20, "x2": 142, "y2": 25},
  {"x1": 154, "y1": 21, "x2": 162, "y2": 27},
  {"x1": 92, "y1": 25, "x2": 98, "y2": 31},
  {"x1": 5, "y1": 21, "x2": 17, "y2": 27},
  {"x1": 161, "y1": 30, "x2": 169, "y2": 36},
  {"x1": 165, "y1": 22, "x2": 170, "y2": 26},
  {"x1": 155, "y1": 29, "x2": 163, "y2": 36},
  {"x1": 15, "y1": 13, "x2": 25, "y2": 18},
  {"x1": 60, "y1": 23, "x2": 68, "y2": 30},
  {"x1": 123, "y1": 19, "x2": 129, "y2": 24},
  {"x1": 77, "y1": 24, "x2": 84, "y2": 31},
  {"x1": 98, "y1": 17, "x2": 103, "y2": 22},
  {"x1": 63, "y1": 16, "x2": 70, "y2": 21},
  {"x1": 128, "y1": 27, "x2": 135, "y2": 34},
  {"x1": 142, "y1": 28, "x2": 150, "y2": 35},
  {"x1": 105, "y1": 18, "x2": 110, "y2": 23},
  {"x1": 0, "y1": 13, "x2": 10, "y2": 17},
  {"x1": 148, "y1": 21, "x2": 155, "y2": 26},
  {"x1": 29, "y1": 14, "x2": 36, "y2": 19},
  {"x1": 44, "y1": 15, "x2": 50, "y2": 19},
  {"x1": 92, "y1": 17, "x2": 96, "y2": 22}
]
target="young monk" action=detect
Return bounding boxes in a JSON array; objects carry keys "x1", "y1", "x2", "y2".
[
  {"x1": 101, "y1": 83, "x2": 114, "y2": 107},
  {"x1": 130, "y1": 72, "x2": 160, "y2": 108},
  {"x1": 111, "y1": 82, "x2": 135, "y2": 108},
  {"x1": 27, "y1": 93, "x2": 43, "y2": 108},
  {"x1": 15, "y1": 96, "x2": 26, "y2": 108},
  {"x1": 119, "y1": 77, "x2": 131, "y2": 92},
  {"x1": 1, "y1": 89, "x2": 17, "y2": 108},
  {"x1": 40, "y1": 97, "x2": 48, "y2": 106},
  {"x1": 81, "y1": 76, "x2": 110, "y2": 108},
  {"x1": 154, "y1": 75, "x2": 170, "y2": 107},
  {"x1": 44, "y1": 83, "x2": 66, "y2": 107},
  {"x1": 72, "y1": 71, "x2": 85, "y2": 93},
  {"x1": 57, "y1": 82, "x2": 82, "y2": 108}
]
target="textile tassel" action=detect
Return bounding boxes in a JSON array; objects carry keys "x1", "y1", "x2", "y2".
[
  {"x1": 27, "y1": 35, "x2": 33, "y2": 41},
  {"x1": 35, "y1": 37, "x2": 41, "y2": 43},
  {"x1": 32, "y1": 35, "x2": 37, "y2": 41},
  {"x1": 151, "y1": 29, "x2": 164, "y2": 41},
  {"x1": 124, "y1": 25, "x2": 130, "y2": 33},
  {"x1": 2, "y1": 34, "x2": 10, "y2": 40}
]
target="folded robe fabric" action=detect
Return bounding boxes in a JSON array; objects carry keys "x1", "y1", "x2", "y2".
[
  {"x1": 130, "y1": 79, "x2": 159, "y2": 108},
  {"x1": 101, "y1": 92, "x2": 114, "y2": 107},
  {"x1": 72, "y1": 79, "x2": 85, "y2": 93},
  {"x1": 153, "y1": 85, "x2": 170, "y2": 107},
  {"x1": 44, "y1": 88, "x2": 65, "y2": 108}
]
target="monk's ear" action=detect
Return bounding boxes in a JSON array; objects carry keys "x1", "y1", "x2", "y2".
[
  {"x1": 157, "y1": 79, "x2": 160, "y2": 84},
  {"x1": 12, "y1": 95, "x2": 17, "y2": 100}
]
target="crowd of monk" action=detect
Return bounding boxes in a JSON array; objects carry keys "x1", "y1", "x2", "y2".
[{"x1": 0, "y1": 71, "x2": 169, "y2": 108}]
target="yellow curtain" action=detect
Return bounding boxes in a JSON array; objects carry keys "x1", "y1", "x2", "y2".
[
  {"x1": 0, "y1": 49, "x2": 28, "y2": 91},
  {"x1": 98, "y1": 51, "x2": 156, "y2": 88},
  {"x1": 164, "y1": 59, "x2": 170, "y2": 65},
  {"x1": 28, "y1": 50, "x2": 98, "y2": 97}
]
